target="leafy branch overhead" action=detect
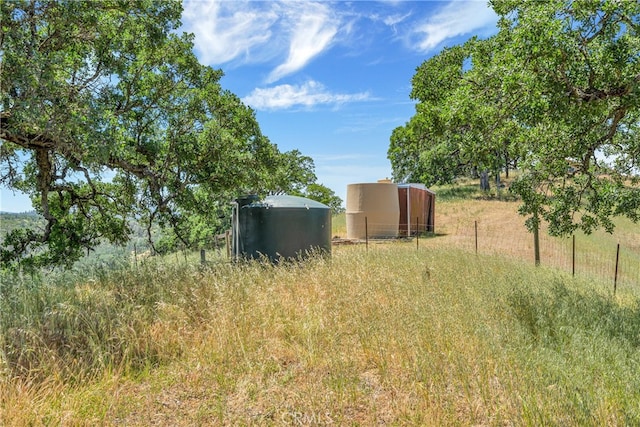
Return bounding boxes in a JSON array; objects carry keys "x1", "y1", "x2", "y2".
[
  {"x1": 0, "y1": 0, "x2": 318, "y2": 269},
  {"x1": 389, "y1": 0, "x2": 640, "y2": 236}
]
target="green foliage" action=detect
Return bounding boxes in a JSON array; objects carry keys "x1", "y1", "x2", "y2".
[
  {"x1": 301, "y1": 183, "x2": 344, "y2": 213},
  {"x1": 389, "y1": 38, "x2": 521, "y2": 186},
  {"x1": 391, "y1": 0, "x2": 640, "y2": 236},
  {"x1": 0, "y1": 0, "x2": 317, "y2": 270}
]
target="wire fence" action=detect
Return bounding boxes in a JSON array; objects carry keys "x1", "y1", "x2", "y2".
[
  {"x1": 442, "y1": 220, "x2": 639, "y2": 291},
  {"x1": 341, "y1": 217, "x2": 640, "y2": 293}
]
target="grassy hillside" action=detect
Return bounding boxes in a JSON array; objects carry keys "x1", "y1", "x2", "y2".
[
  {"x1": 1, "y1": 192, "x2": 639, "y2": 425},
  {"x1": 334, "y1": 182, "x2": 640, "y2": 289},
  {"x1": 2, "y1": 251, "x2": 640, "y2": 424}
]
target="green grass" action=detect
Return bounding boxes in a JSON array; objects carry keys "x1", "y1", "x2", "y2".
[
  {"x1": 2, "y1": 243, "x2": 640, "y2": 425},
  {"x1": 431, "y1": 180, "x2": 480, "y2": 201},
  {"x1": 332, "y1": 212, "x2": 346, "y2": 237},
  {"x1": 431, "y1": 176, "x2": 518, "y2": 202}
]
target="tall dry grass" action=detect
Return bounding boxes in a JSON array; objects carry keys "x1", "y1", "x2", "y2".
[{"x1": 2, "y1": 243, "x2": 640, "y2": 425}]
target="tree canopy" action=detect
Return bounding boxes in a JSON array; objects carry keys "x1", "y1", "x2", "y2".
[
  {"x1": 389, "y1": 0, "x2": 640, "y2": 236},
  {"x1": 0, "y1": 0, "x2": 321, "y2": 269},
  {"x1": 300, "y1": 183, "x2": 345, "y2": 214}
]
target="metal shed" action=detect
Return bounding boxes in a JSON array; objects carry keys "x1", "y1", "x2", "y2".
[{"x1": 398, "y1": 183, "x2": 435, "y2": 236}]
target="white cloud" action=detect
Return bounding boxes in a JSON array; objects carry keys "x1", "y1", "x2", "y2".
[
  {"x1": 242, "y1": 80, "x2": 371, "y2": 111},
  {"x1": 180, "y1": 1, "x2": 498, "y2": 85},
  {"x1": 181, "y1": 1, "x2": 340, "y2": 81},
  {"x1": 411, "y1": 1, "x2": 498, "y2": 52},
  {"x1": 181, "y1": 1, "x2": 278, "y2": 66},
  {"x1": 383, "y1": 11, "x2": 412, "y2": 27},
  {"x1": 267, "y1": 2, "x2": 340, "y2": 83}
]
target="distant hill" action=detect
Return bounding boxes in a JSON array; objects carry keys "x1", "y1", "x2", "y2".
[
  {"x1": 0, "y1": 211, "x2": 161, "y2": 269},
  {"x1": 0, "y1": 211, "x2": 44, "y2": 236},
  {"x1": 0, "y1": 210, "x2": 40, "y2": 215}
]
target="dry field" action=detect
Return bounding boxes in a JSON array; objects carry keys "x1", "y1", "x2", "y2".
[
  {"x1": 435, "y1": 197, "x2": 639, "y2": 288},
  {"x1": 4, "y1": 246, "x2": 640, "y2": 426},
  {"x1": 334, "y1": 191, "x2": 640, "y2": 289},
  {"x1": 2, "y1": 189, "x2": 639, "y2": 426}
]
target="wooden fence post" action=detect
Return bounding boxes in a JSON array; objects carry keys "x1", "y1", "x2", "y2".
[
  {"x1": 365, "y1": 216, "x2": 368, "y2": 251},
  {"x1": 533, "y1": 213, "x2": 540, "y2": 266},
  {"x1": 614, "y1": 243, "x2": 620, "y2": 294},
  {"x1": 475, "y1": 221, "x2": 478, "y2": 254},
  {"x1": 572, "y1": 235, "x2": 575, "y2": 277}
]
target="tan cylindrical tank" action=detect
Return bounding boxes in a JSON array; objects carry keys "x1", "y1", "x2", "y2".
[{"x1": 346, "y1": 183, "x2": 399, "y2": 239}]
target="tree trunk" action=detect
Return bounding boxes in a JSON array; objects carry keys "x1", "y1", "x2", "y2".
[
  {"x1": 471, "y1": 166, "x2": 479, "y2": 179},
  {"x1": 505, "y1": 154, "x2": 509, "y2": 178},
  {"x1": 480, "y1": 170, "x2": 490, "y2": 191}
]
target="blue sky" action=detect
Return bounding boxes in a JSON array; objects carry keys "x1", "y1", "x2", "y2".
[{"x1": 0, "y1": 0, "x2": 499, "y2": 212}]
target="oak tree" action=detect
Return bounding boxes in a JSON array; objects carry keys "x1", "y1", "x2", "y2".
[
  {"x1": 390, "y1": 0, "x2": 639, "y2": 236},
  {"x1": 1, "y1": 0, "x2": 316, "y2": 269}
]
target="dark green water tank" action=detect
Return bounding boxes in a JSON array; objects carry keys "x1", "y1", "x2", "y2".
[{"x1": 233, "y1": 195, "x2": 331, "y2": 262}]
